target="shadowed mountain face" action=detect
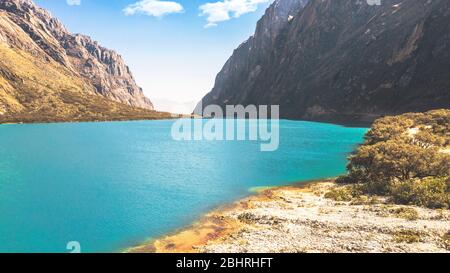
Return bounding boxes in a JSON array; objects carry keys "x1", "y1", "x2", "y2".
[
  {"x1": 196, "y1": 0, "x2": 450, "y2": 125},
  {"x1": 0, "y1": 0, "x2": 158, "y2": 123}
]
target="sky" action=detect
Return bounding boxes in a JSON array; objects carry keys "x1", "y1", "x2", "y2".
[{"x1": 34, "y1": 0, "x2": 273, "y2": 114}]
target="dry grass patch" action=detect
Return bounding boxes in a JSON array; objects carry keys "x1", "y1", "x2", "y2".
[
  {"x1": 443, "y1": 231, "x2": 450, "y2": 250},
  {"x1": 393, "y1": 230, "x2": 422, "y2": 244},
  {"x1": 390, "y1": 207, "x2": 419, "y2": 221}
]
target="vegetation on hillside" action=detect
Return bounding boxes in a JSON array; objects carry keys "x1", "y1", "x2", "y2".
[
  {"x1": 335, "y1": 110, "x2": 450, "y2": 209},
  {"x1": 0, "y1": 45, "x2": 172, "y2": 123}
]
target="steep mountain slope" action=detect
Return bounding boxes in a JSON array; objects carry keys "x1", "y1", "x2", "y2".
[
  {"x1": 197, "y1": 0, "x2": 450, "y2": 124},
  {"x1": 0, "y1": 0, "x2": 161, "y2": 123}
]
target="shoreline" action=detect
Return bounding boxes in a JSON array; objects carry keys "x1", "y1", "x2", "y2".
[
  {"x1": 0, "y1": 116, "x2": 177, "y2": 126},
  {"x1": 125, "y1": 179, "x2": 325, "y2": 253},
  {"x1": 0, "y1": 117, "x2": 371, "y2": 128},
  {"x1": 127, "y1": 179, "x2": 449, "y2": 253}
]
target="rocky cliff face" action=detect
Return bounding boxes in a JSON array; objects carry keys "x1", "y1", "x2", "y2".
[
  {"x1": 60, "y1": 33, "x2": 153, "y2": 110},
  {"x1": 0, "y1": 0, "x2": 153, "y2": 122},
  {"x1": 197, "y1": 0, "x2": 450, "y2": 124},
  {"x1": 195, "y1": 0, "x2": 308, "y2": 113}
]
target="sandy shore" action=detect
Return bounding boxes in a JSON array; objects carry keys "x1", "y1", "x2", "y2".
[{"x1": 127, "y1": 180, "x2": 449, "y2": 253}]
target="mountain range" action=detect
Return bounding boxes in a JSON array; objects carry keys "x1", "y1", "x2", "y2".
[
  {"x1": 1, "y1": 0, "x2": 449, "y2": 124},
  {"x1": 0, "y1": 0, "x2": 169, "y2": 123},
  {"x1": 196, "y1": 0, "x2": 450, "y2": 125}
]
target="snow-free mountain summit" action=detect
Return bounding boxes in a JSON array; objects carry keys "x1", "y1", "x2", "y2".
[
  {"x1": 0, "y1": 0, "x2": 167, "y2": 123},
  {"x1": 197, "y1": 0, "x2": 450, "y2": 124}
]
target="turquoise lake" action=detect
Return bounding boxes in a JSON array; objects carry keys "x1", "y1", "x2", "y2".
[{"x1": 0, "y1": 120, "x2": 367, "y2": 253}]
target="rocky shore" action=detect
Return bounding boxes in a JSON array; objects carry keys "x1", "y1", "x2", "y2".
[{"x1": 128, "y1": 180, "x2": 449, "y2": 253}]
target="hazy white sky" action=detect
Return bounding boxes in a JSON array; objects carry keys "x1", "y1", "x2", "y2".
[{"x1": 36, "y1": 0, "x2": 272, "y2": 113}]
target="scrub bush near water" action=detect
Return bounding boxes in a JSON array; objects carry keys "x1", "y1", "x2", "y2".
[{"x1": 335, "y1": 110, "x2": 450, "y2": 209}]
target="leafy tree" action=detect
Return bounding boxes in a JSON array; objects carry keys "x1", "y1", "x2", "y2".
[{"x1": 338, "y1": 109, "x2": 450, "y2": 208}]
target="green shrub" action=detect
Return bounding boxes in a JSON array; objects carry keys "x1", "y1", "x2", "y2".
[
  {"x1": 335, "y1": 169, "x2": 366, "y2": 184},
  {"x1": 347, "y1": 140, "x2": 449, "y2": 183},
  {"x1": 335, "y1": 175, "x2": 350, "y2": 184},
  {"x1": 360, "y1": 179, "x2": 393, "y2": 196},
  {"x1": 350, "y1": 195, "x2": 380, "y2": 205},
  {"x1": 337, "y1": 110, "x2": 450, "y2": 209},
  {"x1": 324, "y1": 186, "x2": 354, "y2": 202},
  {"x1": 390, "y1": 177, "x2": 450, "y2": 209},
  {"x1": 365, "y1": 116, "x2": 414, "y2": 144}
]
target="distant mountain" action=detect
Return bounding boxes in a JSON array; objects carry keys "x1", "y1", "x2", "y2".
[
  {"x1": 196, "y1": 0, "x2": 450, "y2": 125},
  {"x1": 0, "y1": 0, "x2": 163, "y2": 123}
]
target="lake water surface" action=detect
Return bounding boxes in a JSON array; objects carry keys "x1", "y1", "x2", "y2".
[{"x1": 0, "y1": 120, "x2": 367, "y2": 252}]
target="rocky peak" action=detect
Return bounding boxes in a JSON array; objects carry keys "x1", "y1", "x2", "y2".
[
  {"x1": 0, "y1": 0, "x2": 67, "y2": 37},
  {"x1": 0, "y1": 0, "x2": 153, "y2": 110},
  {"x1": 198, "y1": 0, "x2": 450, "y2": 124},
  {"x1": 195, "y1": 0, "x2": 309, "y2": 113},
  {"x1": 0, "y1": 0, "x2": 35, "y2": 13},
  {"x1": 253, "y1": 0, "x2": 308, "y2": 47}
]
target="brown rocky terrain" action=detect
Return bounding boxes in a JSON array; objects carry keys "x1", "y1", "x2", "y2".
[
  {"x1": 128, "y1": 181, "x2": 449, "y2": 253},
  {"x1": 0, "y1": 0, "x2": 164, "y2": 123},
  {"x1": 196, "y1": 0, "x2": 450, "y2": 125}
]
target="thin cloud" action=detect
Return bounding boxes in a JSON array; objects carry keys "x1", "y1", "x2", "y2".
[
  {"x1": 66, "y1": 0, "x2": 81, "y2": 5},
  {"x1": 200, "y1": 0, "x2": 269, "y2": 28},
  {"x1": 123, "y1": 0, "x2": 184, "y2": 17}
]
